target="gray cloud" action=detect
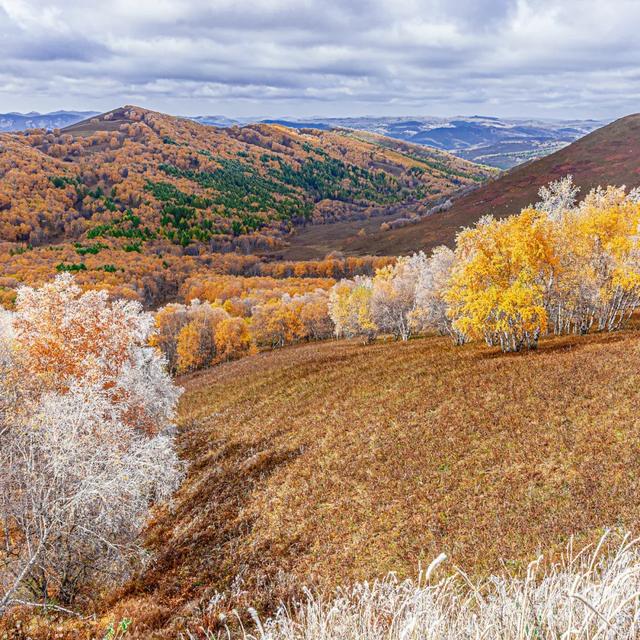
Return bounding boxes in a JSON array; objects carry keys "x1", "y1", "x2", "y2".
[{"x1": 0, "y1": 0, "x2": 638, "y2": 118}]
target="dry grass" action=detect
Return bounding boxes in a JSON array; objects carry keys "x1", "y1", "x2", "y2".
[
  {"x1": 95, "y1": 325, "x2": 640, "y2": 636},
  {"x1": 190, "y1": 532, "x2": 640, "y2": 640}
]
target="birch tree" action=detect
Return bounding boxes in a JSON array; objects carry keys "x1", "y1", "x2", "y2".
[
  {"x1": 370, "y1": 254, "x2": 427, "y2": 341},
  {"x1": 328, "y1": 276, "x2": 377, "y2": 343},
  {"x1": 412, "y1": 246, "x2": 467, "y2": 345},
  {"x1": 0, "y1": 275, "x2": 183, "y2": 615}
]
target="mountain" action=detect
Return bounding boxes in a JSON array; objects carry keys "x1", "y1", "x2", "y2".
[
  {"x1": 0, "y1": 110, "x2": 99, "y2": 132},
  {"x1": 341, "y1": 113, "x2": 640, "y2": 256},
  {"x1": 0, "y1": 106, "x2": 492, "y2": 304},
  {"x1": 1, "y1": 107, "x2": 633, "y2": 300},
  {"x1": 189, "y1": 114, "x2": 246, "y2": 127},
  {"x1": 247, "y1": 115, "x2": 607, "y2": 169}
]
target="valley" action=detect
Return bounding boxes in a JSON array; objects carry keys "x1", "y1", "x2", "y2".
[
  {"x1": 0, "y1": 106, "x2": 492, "y2": 306},
  {"x1": 363, "y1": 113, "x2": 640, "y2": 255}
]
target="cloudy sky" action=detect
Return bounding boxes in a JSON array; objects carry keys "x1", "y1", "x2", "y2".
[{"x1": 1, "y1": 0, "x2": 639, "y2": 119}]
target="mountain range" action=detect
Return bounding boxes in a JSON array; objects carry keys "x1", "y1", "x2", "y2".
[
  {"x1": 258, "y1": 115, "x2": 608, "y2": 169},
  {"x1": 0, "y1": 110, "x2": 100, "y2": 132},
  {"x1": 343, "y1": 112, "x2": 640, "y2": 256},
  {"x1": 1, "y1": 107, "x2": 638, "y2": 282},
  {"x1": 1, "y1": 110, "x2": 607, "y2": 169}
]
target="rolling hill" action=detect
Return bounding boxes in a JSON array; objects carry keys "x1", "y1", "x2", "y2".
[
  {"x1": 342, "y1": 113, "x2": 640, "y2": 256},
  {"x1": 5, "y1": 110, "x2": 602, "y2": 168},
  {"x1": 259, "y1": 115, "x2": 606, "y2": 169},
  {"x1": 93, "y1": 325, "x2": 640, "y2": 636},
  {"x1": 189, "y1": 114, "x2": 605, "y2": 169},
  {"x1": 0, "y1": 106, "x2": 492, "y2": 304}
]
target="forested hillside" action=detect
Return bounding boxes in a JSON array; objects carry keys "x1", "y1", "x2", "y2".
[{"x1": 0, "y1": 106, "x2": 491, "y2": 306}]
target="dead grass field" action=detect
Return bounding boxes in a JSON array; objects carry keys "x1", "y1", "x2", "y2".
[{"x1": 99, "y1": 325, "x2": 640, "y2": 636}]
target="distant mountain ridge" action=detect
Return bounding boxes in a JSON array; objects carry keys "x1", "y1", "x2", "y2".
[
  {"x1": 0, "y1": 110, "x2": 99, "y2": 132},
  {"x1": 254, "y1": 115, "x2": 609, "y2": 169},
  {"x1": 3, "y1": 110, "x2": 607, "y2": 169}
]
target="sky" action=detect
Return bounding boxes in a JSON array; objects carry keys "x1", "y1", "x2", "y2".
[{"x1": 1, "y1": 0, "x2": 639, "y2": 120}]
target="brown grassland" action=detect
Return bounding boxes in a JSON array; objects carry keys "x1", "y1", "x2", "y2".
[{"x1": 92, "y1": 324, "x2": 640, "y2": 637}]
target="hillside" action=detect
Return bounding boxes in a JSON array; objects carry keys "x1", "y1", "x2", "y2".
[
  {"x1": 344, "y1": 113, "x2": 640, "y2": 256},
  {"x1": 0, "y1": 106, "x2": 491, "y2": 304},
  {"x1": 2, "y1": 111, "x2": 604, "y2": 169},
  {"x1": 3, "y1": 111, "x2": 602, "y2": 169},
  {"x1": 101, "y1": 327, "x2": 640, "y2": 636}
]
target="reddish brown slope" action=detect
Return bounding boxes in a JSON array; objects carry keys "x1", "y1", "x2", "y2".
[{"x1": 346, "y1": 113, "x2": 640, "y2": 255}]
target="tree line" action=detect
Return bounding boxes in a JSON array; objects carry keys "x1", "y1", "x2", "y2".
[
  {"x1": 150, "y1": 178, "x2": 640, "y2": 374},
  {"x1": 330, "y1": 178, "x2": 640, "y2": 351}
]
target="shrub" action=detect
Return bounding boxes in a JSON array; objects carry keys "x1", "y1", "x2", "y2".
[{"x1": 0, "y1": 275, "x2": 183, "y2": 614}]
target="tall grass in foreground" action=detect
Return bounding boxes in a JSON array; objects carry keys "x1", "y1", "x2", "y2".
[{"x1": 188, "y1": 532, "x2": 640, "y2": 640}]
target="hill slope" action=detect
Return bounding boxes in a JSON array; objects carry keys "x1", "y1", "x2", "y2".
[
  {"x1": 2, "y1": 111, "x2": 603, "y2": 168},
  {"x1": 109, "y1": 328, "x2": 640, "y2": 635},
  {"x1": 1, "y1": 105, "x2": 489, "y2": 247},
  {"x1": 346, "y1": 113, "x2": 640, "y2": 256},
  {"x1": 0, "y1": 106, "x2": 492, "y2": 302}
]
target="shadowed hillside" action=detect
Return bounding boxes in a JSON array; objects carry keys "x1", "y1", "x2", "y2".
[
  {"x1": 342, "y1": 113, "x2": 640, "y2": 256},
  {"x1": 104, "y1": 327, "x2": 640, "y2": 636}
]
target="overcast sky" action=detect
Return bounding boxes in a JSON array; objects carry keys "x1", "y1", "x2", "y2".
[{"x1": 1, "y1": 0, "x2": 639, "y2": 119}]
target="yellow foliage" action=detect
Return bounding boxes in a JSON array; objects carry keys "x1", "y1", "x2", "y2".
[
  {"x1": 176, "y1": 321, "x2": 209, "y2": 374},
  {"x1": 328, "y1": 277, "x2": 376, "y2": 342},
  {"x1": 250, "y1": 297, "x2": 306, "y2": 347},
  {"x1": 446, "y1": 209, "x2": 553, "y2": 351},
  {"x1": 214, "y1": 317, "x2": 255, "y2": 362}
]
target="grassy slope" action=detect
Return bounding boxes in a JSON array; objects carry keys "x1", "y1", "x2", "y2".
[
  {"x1": 344, "y1": 113, "x2": 640, "y2": 256},
  {"x1": 116, "y1": 327, "x2": 640, "y2": 635}
]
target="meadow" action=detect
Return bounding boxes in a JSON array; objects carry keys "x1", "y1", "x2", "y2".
[{"x1": 103, "y1": 325, "x2": 640, "y2": 635}]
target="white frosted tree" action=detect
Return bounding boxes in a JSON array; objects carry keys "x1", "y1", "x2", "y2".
[
  {"x1": 626, "y1": 186, "x2": 640, "y2": 203},
  {"x1": 412, "y1": 246, "x2": 467, "y2": 345},
  {"x1": 370, "y1": 253, "x2": 428, "y2": 341},
  {"x1": 535, "y1": 175, "x2": 580, "y2": 221},
  {"x1": 0, "y1": 275, "x2": 183, "y2": 615}
]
